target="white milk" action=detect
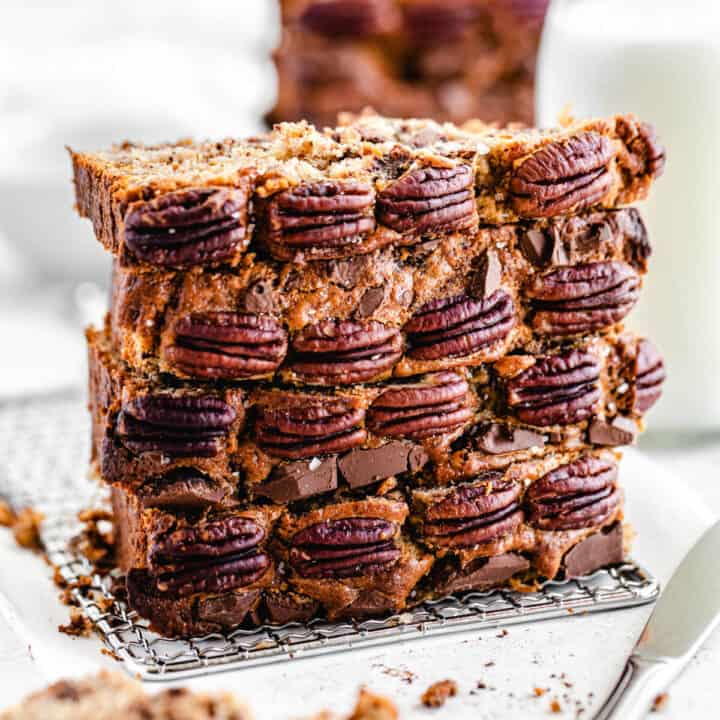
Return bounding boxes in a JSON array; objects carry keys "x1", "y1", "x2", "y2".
[{"x1": 536, "y1": 0, "x2": 720, "y2": 432}]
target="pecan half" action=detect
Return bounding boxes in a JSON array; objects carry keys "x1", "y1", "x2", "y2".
[
  {"x1": 166, "y1": 312, "x2": 287, "y2": 379},
  {"x1": 150, "y1": 517, "x2": 265, "y2": 568},
  {"x1": 423, "y1": 476, "x2": 524, "y2": 548},
  {"x1": 255, "y1": 395, "x2": 366, "y2": 459},
  {"x1": 505, "y1": 350, "x2": 601, "y2": 426},
  {"x1": 124, "y1": 187, "x2": 248, "y2": 267},
  {"x1": 368, "y1": 371, "x2": 473, "y2": 439},
  {"x1": 154, "y1": 552, "x2": 271, "y2": 597},
  {"x1": 526, "y1": 455, "x2": 621, "y2": 530},
  {"x1": 265, "y1": 181, "x2": 377, "y2": 260},
  {"x1": 634, "y1": 339, "x2": 666, "y2": 413},
  {"x1": 116, "y1": 395, "x2": 237, "y2": 456},
  {"x1": 510, "y1": 133, "x2": 614, "y2": 217},
  {"x1": 528, "y1": 261, "x2": 640, "y2": 336},
  {"x1": 618, "y1": 119, "x2": 666, "y2": 179},
  {"x1": 290, "y1": 517, "x2": 400, "y2": 578},
  {"x1": 404, "y1": 290, "x2": 516, "y2": 361},
  {"x1": 636, "y1": 122, "x2": 666, "y2": 177},
  {"x1": 288, "y1": 320, "x2": 402, "y2": 385},
  {"x1": 377, "y1": 165, "x2": 477, "y2": 235}
]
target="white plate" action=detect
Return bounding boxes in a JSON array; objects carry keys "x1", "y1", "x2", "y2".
[{"x1": 0, "y1": 449, "x2": 717, "y2": 718}]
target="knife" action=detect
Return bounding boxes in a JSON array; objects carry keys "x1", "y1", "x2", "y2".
[{"x1": 595, "y1": 519, "x2": 720, "y2": 719}]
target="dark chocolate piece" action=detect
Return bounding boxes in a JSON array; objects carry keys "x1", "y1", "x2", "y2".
[
  {"x1": 337, "y1": 440, "x2": 426, "y2": 488},
  {"x1": 196, "y1": 589, "x2": 260, "y2": 626},
  {"x1": 436, "y1": 553, "x2": 531, "y2": 594},
  {"x1": 588, "y1": 416, "x2": 637, "y2": 446},
  {"x1": 563, "y1": 523, "x2": 624, "y2": 577},
  {"x1": 471, "y1": 249, "x2": 502, "y2": 299},
  {"x1": 254, "y1": 457, "x2": 338, "y2": 502},
  {"x1": 474, "y1": 423, "x2": 545, "y2": 454},
  {"x1": 138, "y1": 470, "x2": 227, "y2": 509},
  {"x1": 356, "y1": 285, "x2": 386, "y2": 317}
]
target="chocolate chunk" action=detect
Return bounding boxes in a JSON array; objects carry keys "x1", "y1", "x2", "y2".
[
  {"x1": 243, "y1": 280, "x2": 277, "y2": 314},
  {"x1": 471, "y1": 249, "x2": 502, "y2": 298},
  {"x1": 337, "y1": 441, "x2": 425, "y2": 488},
  {"x1": 254, "y1": 457, "x2": 338, "y2": 502},
  {"x1": 196, "y1": 590, "x2": 259, "y2": 626},
  {"x1": 588, "y1": 416, "x2": 637, "y2": 446},
  {"x1": 264, "y1": 591, "x2": 320, "y2": 624},
  {"x1": 520, "y1": 228, "x2": 551, "y2": 266},
  {"x1": 564, "y1": 523, "x2": 624, "y2": 578},
  {"x1": 328, "y1": 256, "x2": 369, "y2": 289},
  {"x1": 357, "y1": 285, "x2": 385, "y2": 318},
  {"x1": 139, "y1": 470, "x2": 227, "y2": 509},
  {"x1": 436, "y1": 553, "x2": 530, "y2": 594},
  {"x1": 520, "y1": 226, "x2": 569, "y2": 267},
  {"x1": 475, "y1": 424, "x2": 545, "y2": 454}
]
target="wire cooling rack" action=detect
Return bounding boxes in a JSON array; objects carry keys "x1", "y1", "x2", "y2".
[{"x1": 0, "y1": 394, "x2": 660, "y2": 681}]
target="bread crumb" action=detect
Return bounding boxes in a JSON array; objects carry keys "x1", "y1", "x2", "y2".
[
  {"x1": 11, "y1": 507, "x2": 44, "y2": 551},
  {"x1": 58, "y1": 607, "x2": 93, "y2": 637},
  {"x1": 0, "y1": 499, "x2": 17, "y2": 526},
  {"x1": 651, "y1": 692, "x2": 669, "y2": 712},
  {"x1": 421, "y1": 680, "x2": 457, "y2": 708},
  {"x1": 549, "y1": 698, "x2": 562, "y2": 713},
  {"x1": 533, "y1": 687, "x2": 546, "y2": 697},
  {"x1": 347, "y1": 688, "x2": 398, "y2": 720}
]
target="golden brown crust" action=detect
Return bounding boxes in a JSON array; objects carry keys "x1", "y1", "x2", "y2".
[{"x1": 70, "y1": 113, "x2": 663, "y2": 270}]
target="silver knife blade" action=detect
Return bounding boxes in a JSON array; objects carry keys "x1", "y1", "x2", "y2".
[
  {"x1": 595, "y1": 519, "x2": 720, "y2": 720},
  {"x1": 635, "y1": 518, "x2": 720, "y2": 661}
]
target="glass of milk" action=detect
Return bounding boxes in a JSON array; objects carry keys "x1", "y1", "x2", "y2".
[{"x1": 536, "y1": 0, "x2": 720, "y2": 434}]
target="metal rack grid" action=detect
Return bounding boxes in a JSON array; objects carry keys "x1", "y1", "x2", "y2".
[{"x1": 0, "y1": 394, "x2": 660, "y2": 681}]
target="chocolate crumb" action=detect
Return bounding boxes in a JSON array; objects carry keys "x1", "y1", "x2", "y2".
[{"x1": 421, "y1": 680, "x2": 457, "y2": 708}]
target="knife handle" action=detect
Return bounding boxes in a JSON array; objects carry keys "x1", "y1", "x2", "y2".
[{"x1": 594, "y1": 656, "x2": 679, "y2": 720}]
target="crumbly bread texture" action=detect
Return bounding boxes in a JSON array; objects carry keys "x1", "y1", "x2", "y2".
[
  {"x1": 111, "y1": 447, "x2": 626, "y2": 635},
  {"x1": 70, "y1": 112, "x2": 664, "y2": 269},
  {"x1": 0, "y1": 671, "x2": 250, "y2": 720},
  {"x1": 87, "y1": 323, "x2": 662, "y2": 500},
  {"x1": 108, "y1": 208, "x2": 651, "y2": 383}
]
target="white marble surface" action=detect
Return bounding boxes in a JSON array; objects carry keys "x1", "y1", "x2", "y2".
[{"x1": 1, "y1": 450, "x2": 718, "y2": 719}]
